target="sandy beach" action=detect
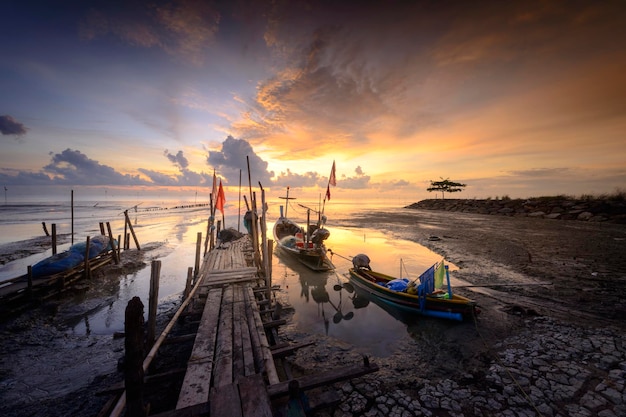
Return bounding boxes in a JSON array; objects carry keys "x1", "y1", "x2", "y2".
[{"x1": 1, "y1": 206, "x2": 625, "y2": 416}]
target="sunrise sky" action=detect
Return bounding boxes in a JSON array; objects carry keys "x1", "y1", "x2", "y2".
[{"x1": 1, "y1": 0, "x2": 625, "y2": 203}]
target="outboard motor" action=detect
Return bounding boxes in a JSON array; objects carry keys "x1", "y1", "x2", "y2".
[
  {"x1": 352, "y1": 253, "x2": 371, "y2": 270},
  {"x1": 310, "y1": 228, "x2": 330, "y2": 244}
]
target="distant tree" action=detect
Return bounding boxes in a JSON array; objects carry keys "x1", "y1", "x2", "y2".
[{"x1": 427, "y1": 178, "x2": 467, "y2": 199}]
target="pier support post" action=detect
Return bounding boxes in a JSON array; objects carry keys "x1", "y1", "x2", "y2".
[
  {"x1": 184, "y1": 267, "x2": 193, "y2": 298},
  {"x1": 125, "y1": 296, "x2": 146, "y2": 417},
  {"x1": 147, "y1": 261, "x2": 161, "y2": 348},
  {"x1": 51, "y1": 224, "x2": 57, "y2": 255},
  {"x1": 194, "y1": 232, "x2": 201, "y2": 279}
]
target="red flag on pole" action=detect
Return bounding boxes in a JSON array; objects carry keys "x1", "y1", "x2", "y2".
[
  {"x1": 325, "y1": 185, "x2": 331, "y2": 201},
  {"x1": 216, "y1": 180, "x2": 226, "y2": 214}
]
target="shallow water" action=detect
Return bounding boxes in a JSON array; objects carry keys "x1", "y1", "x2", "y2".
[{"x1": 1, "y1": 199, "x2": 455, "y2": 357}]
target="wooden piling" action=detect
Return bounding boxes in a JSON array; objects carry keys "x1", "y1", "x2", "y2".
[
  {"x1": 27, "y1": 266, "x2": 33, "y2": 298},
  {"x1": 124, "y1": 211, "x2": 141, "y2": 250},
  {"x1": 194, "y1": 232, "x2": 202, "y2": 279},
  {"x1": 123, "y1": 210, "x2": 129, "y2": 250},
  {"x1": 106, "y1": 222, "x2": 119, "y2": 264},
  {"x1": 147, "y1": 261, "x2": 161, "y2": 348},
  {"x1": 184, "y1": 267, "x2": 193, "y2": 298},
  {"x1": 52, "y1": 224, "x2": 57, "y2": 255},
  {"x1": 125, "y1": 296, "x2": 146, "y2": 417},
  {"x1": 83, "y1": 236, "x2": 92, "y2": 280},
  {"x1": 41, "y1": 222, "x2": 49, "y2": 236}
]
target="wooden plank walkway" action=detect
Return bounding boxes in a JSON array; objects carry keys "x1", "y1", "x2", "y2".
[
  {"x1": 176, "y1": 236, "x2": 276, "y2": 415},
  {"x1": 161, "y1": 234, "x2": 378, "y2": 417}
]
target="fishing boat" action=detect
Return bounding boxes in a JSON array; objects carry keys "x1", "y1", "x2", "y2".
[
  {"x1": 273, "y1": 187, "x2": 334, "y2": 272},
  {"x1": 31, "y1": 235, "x2": 112, "y2": 278},
  {"x1": 348, "y1": 256, "x2": 478, "y2": 321}
]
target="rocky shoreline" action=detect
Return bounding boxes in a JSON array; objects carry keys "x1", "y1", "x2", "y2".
[
  {"x1": 285, "y1": 204, "x2": 626, "y2": 417},
  {"x1": 406, "y1": 196, "x2": 626, "y2": 223}
]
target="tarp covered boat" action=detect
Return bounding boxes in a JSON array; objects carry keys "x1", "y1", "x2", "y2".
[{"x1": 31, "y1": 235, "x2": 111, "y2": 278}]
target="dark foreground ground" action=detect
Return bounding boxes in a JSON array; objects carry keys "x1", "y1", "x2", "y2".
[{"x1": 1, "y1": 207, "x2": 625, "y2": 416}]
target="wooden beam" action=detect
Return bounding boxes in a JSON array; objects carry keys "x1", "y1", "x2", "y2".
[
  {"x1": 267, "y1": 362, "x2": 379, "y2": 399},
  {"x1": 270, "y1": 341, "x2": 315, "y2": 358}
]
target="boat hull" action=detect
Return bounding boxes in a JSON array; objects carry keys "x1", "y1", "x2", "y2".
[
  {"x1": 273, "y1": 217, "x2": 334, "y2": 271},
  {"x1": 348, "y1": 268, "x2": 477, "y2": 321}
]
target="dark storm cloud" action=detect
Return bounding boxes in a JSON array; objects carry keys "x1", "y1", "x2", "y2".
[
  {"x1": 0, "y1": 115, "x2": 28, "y2": 136},
  {"x1": 43, "y1": 149, "x2": 149, "y2": 185},
  {"x1": 207, "y1": 136, "x2": 274, "y2": 186},
  {"x1": 137, "y1": 168, "x2": 178, "y2": 186},
  {"x1": 140, "y1": 150, "x2": 212, "y2": 186},
  {"x1": 0, "y1": 170, "x2": 57, "y2": 186},
  {"x1": 165, "y1": 149, "x2": 189, "y2": 169}
]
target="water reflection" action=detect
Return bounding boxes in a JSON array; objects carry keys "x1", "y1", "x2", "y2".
[{"x1": 272, "y1": 222, "x2": 459, "y2": 357}]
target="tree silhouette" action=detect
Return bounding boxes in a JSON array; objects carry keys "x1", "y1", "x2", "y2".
[{"x1": 427, "y1": 178, "x2": 467, "y2": 199}]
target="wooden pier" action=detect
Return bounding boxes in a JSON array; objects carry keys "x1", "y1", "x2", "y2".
[{"x1": 103, "y1": 230, "x2": 378, "y2": 417}]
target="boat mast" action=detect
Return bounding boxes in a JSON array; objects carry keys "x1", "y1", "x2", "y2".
[{"x1": 279, "y1": 186, "x2": 296, "y2": 218}]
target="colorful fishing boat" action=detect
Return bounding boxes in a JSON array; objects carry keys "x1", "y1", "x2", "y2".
[
  {"x1": 348, "y1": 256, "x2": 478, "y2": 321},
  {"x1": 273, "y1": 187, "x2": 334, "y2": 272}
]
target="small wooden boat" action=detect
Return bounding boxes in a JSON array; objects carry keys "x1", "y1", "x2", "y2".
[
  {"x1": 273, "y1": 187, "x2": 334, "y2": 272},
  {"x1": 348, "y1": 257, "x2": 478, "y2": 321}
]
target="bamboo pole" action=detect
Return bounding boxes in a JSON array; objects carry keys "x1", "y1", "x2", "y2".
[
  {"x1": 238, "y1": 169, "x2": 242, "y2": 232},
  {"x1": 123, "y1": 210, "x2": 129, "y2": 250},
  {"x1": 71, "y1": 189, "x2": 74, "y2": 245},
  {"x1": 209, "y1": 195, "x2": 215, "y2": 251},
  {"x1": 124, "y1": 211, "x2": 141, "y2": 250},
  {"x1": 251, "y1": 192, "x2": 260, "y2": 268},
  {"x1": 194, "y1": 232, "x2": 202, "y2": 279}
]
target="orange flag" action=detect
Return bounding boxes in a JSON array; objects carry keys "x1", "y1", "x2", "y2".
[{"x1": 216, "y1": 180, "x2": 225, "y2": 214}]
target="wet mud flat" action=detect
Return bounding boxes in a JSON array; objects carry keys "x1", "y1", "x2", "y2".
[
  {"x1": 303, "y1": 208, "x2": 626, "y2": 416},
  {"x1": 1, "y1": 208, "x2": 625, "y2": 416}
]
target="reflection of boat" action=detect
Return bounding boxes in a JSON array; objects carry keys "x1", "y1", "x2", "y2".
[
  {"x1": 348, "y1": 258, "x2": 478, "y2": 321},
  {"x1": 273, "y1": 187, "x2": 334, "y2": 272},
  {"x1": 31, "y1": 235, "x2": 111, "y2": 278}
]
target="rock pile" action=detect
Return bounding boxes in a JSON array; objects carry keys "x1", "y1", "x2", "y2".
[{"x1": 406, "y1": 197, "x2": 626, "y2": 223}]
